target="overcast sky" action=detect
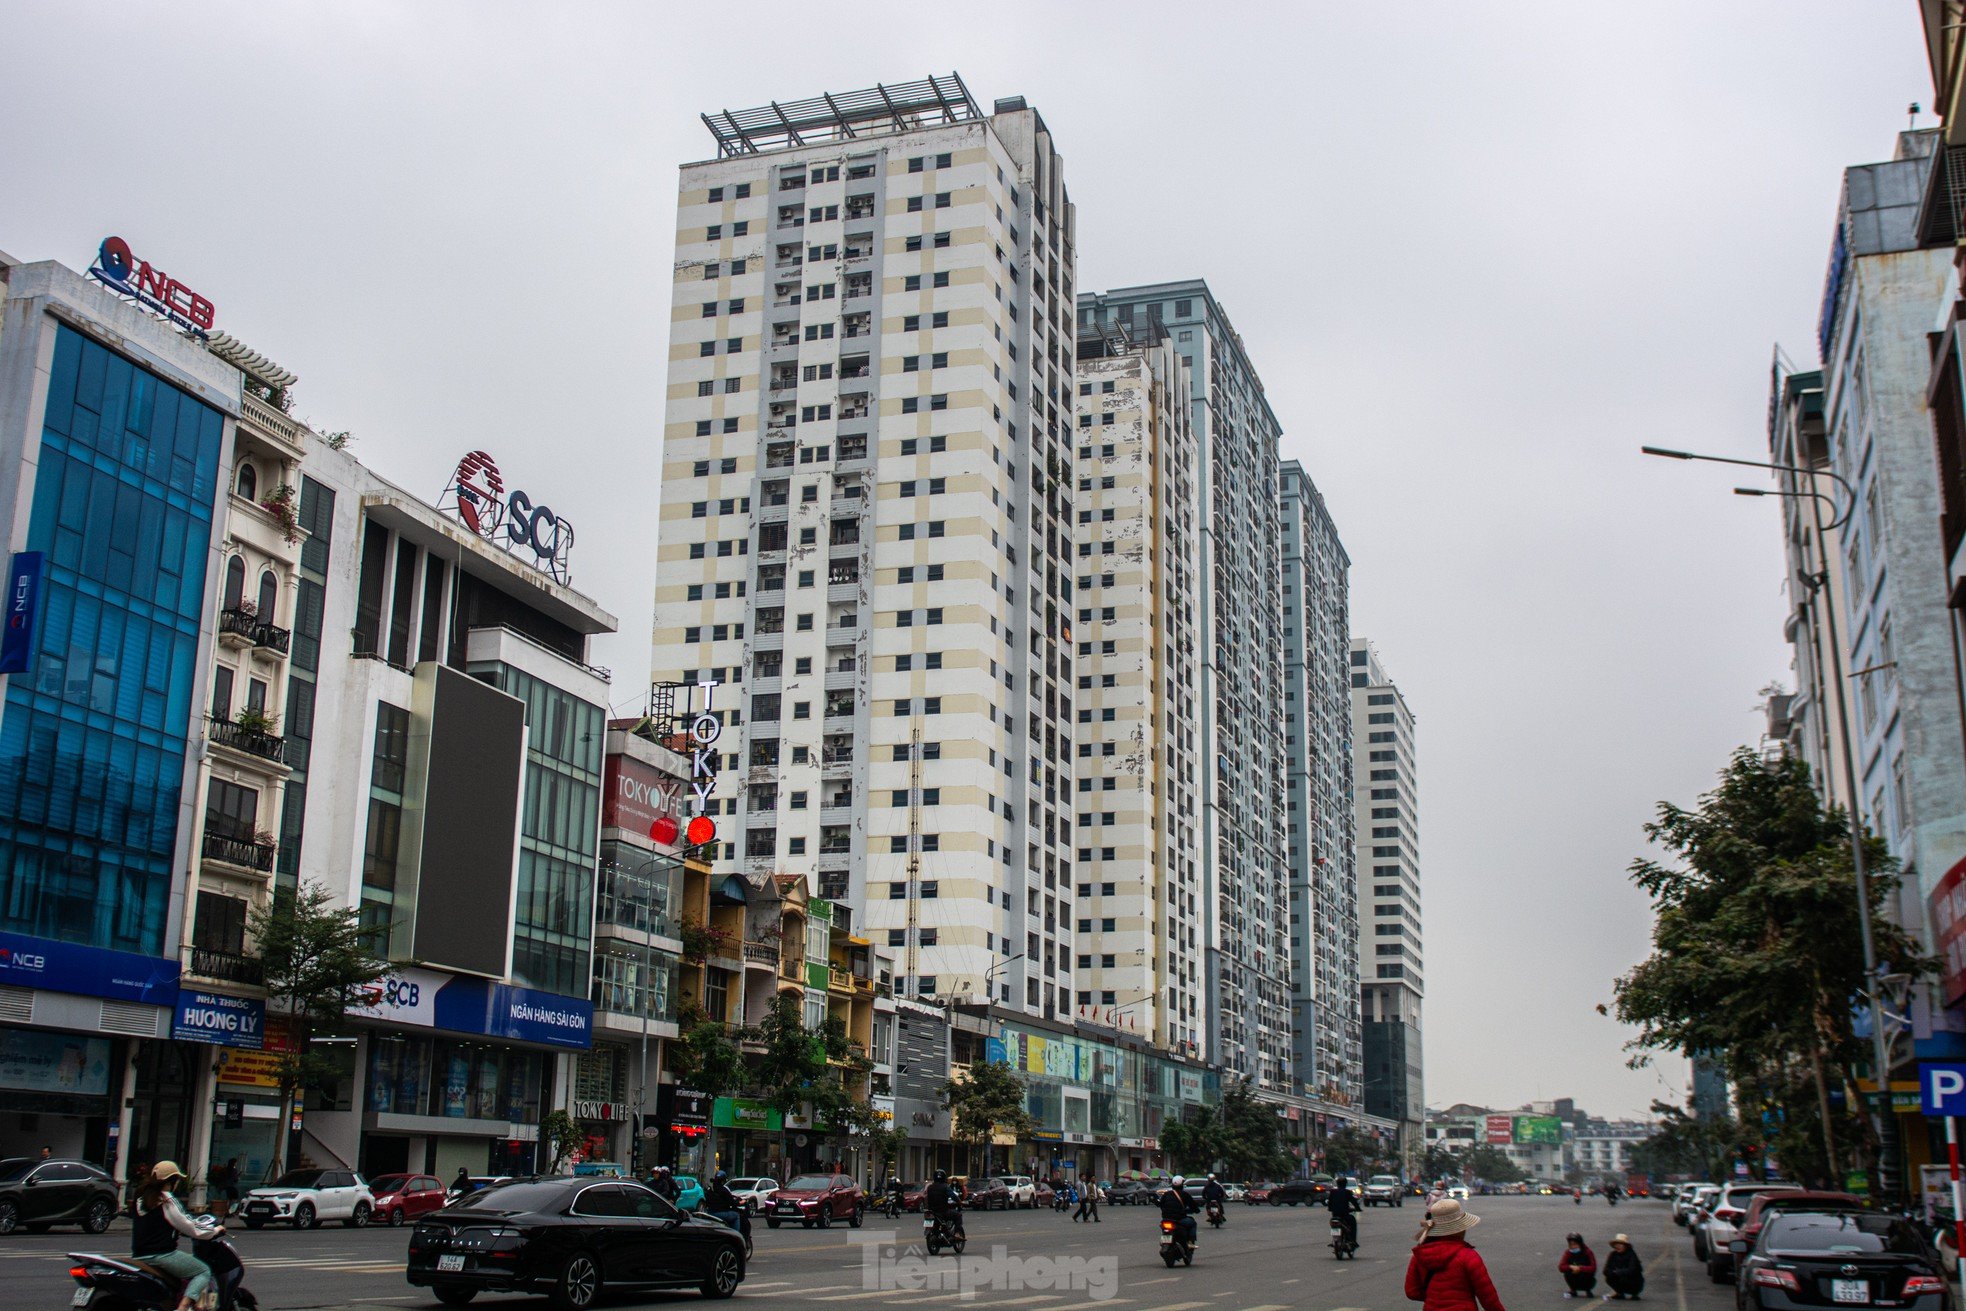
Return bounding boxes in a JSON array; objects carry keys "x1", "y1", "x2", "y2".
[{"x1": 0, "y1": 2, "x2": 1932, "y2": 1119}]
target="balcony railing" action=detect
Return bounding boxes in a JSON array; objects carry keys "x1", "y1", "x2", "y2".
[
  {"x1": 184, "y1": 946, "x2": 265, "y2": 987},
  {"x1": 209, "y1": 716, "x2": 288, "y2": 765},
  {"x1": 202, "y1": 828, "x2": 276, "y2": 872},
  {"x1": 828, "y1": 965, "x2": 854, "y2": 991},
  {"x1": 743, "y1": 941, "x2": 780, "y2": 967},
  {"x1": 219, "y1": 607, "x2": 259, "y2": 644}
]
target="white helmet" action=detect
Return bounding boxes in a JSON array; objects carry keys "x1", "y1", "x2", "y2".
[
  {"x1": 1207, "y1": 1173, "x2": 1217, "y2": 1181},
  {"x1": 1171, "y1": 1175, "x2": 1186, "y2": 1188}
]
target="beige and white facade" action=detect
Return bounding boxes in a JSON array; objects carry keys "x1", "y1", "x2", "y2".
[
  {"x1": 649, "y1": 77, "x2": 1083, "y2": 1019},
  {"x1": 1068, "y1": 324, "x2": 1202, "y2": 1056}
]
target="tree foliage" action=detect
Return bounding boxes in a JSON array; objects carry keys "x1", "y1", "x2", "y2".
[
  {"x1": 1321, "y1": 1126, "x2": 1394, "y2": 1177},
  {"x1": 1461, "y1": 1144, "x2": 1526, "y2": 1184},
  {"x1": 943, "y1": 1056, "x2": 1033, "y2": 1171},
  {"x1": 1162, "y1": 1081, "x2": 1289, "y2": 1180},
  {"x1": 1421, "y1": 1143, "x2": 1462, "y2": 1182},
  {"x1": 541, "y1": 1109, "x2": 585, "y2": 1173},
  {"x1": 247, "y1": 880, "x2": 385, "y2": 1101},
  {"x1": 1630, "y1": 1099, "x2": 1749, "y2": 1182},
  {"x1": 1611, "y1": 749, "x2": 1930, "y2": 1187},
  {"x1": 669, "y1": 1005, "x2": 747, "y2": 1099}
]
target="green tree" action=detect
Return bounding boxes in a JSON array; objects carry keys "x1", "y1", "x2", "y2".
[
  {"x1": 1214, "y1": 1081, "x2": 1289, "y2": 1180},
  {"x1": 1421, "y1": 1143, "x2": 1462, "y2": 1182},
  {"x1": 247, "y1": 880, "x2": 386, "y2": 1169},
  {"x1": 1631, "y1": 1099, "x2": 1748, "y2": 1183},
  {"x1": 944, "y1": 1057, "x2": 1032, "y2": 1176},
  {"x1": 669, "y1": 1006, "x2": 746, "y2": 1099},
  {"x1": 1611, "y1": 749, "x2": 1929, "y2": 1188},
  {"x1": 1162, "y1": 1104, "x2": 1222, "y2": 1174},
  {"x1": 540, "y1": 1109, "x2": 585, "y2": 1173},
  {"x1": 1460, "y1": 1144, "x2": 1526, "y2": 1184},
  {"x1": 1322, "y1": 1127, "x2": 1392, "y2": 1177}
]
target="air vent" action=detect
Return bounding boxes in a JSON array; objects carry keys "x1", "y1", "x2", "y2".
[
  {"x1": 97, "y1": 1000, "x2": 164, "y2": 1037},
  {"x1": 0, "y1": 986, "x2": 32, "y2": 1023}
]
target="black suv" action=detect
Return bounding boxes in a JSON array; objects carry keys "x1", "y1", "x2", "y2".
[{"x1": 0, "y1": 1158, "x2": 118, "y2": 1234}]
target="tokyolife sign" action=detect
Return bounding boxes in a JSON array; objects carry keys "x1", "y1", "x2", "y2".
[
  {"x1": 441, "y1": 450, "x2": 576, "y2": 583},
  {"x1": 87, "y1": 236, "x2": 216, "y2": 336},
  {"x1": 681, "y1": 674, "x2": 721, "y2": 848}
]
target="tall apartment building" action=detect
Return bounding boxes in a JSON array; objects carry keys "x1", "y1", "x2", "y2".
[
  {"x1": 1068, "y1": 321, "x2": 1202, "y2": 1056},
  {"x1": 649, "y1": 75, "x2": 1084, "y2": 1019},
  {"x1": 1351, "y1": 639, "x2": 1424, "y2": 1155},
  {"x1": 1280, "y1": 462, "x2": 1358, "y2": 1101},
  {"x1": 1077, "y1": 282, "x2": 1289, "y2": 1087}
]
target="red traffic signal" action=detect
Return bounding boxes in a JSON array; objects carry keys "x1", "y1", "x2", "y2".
[{"x1": 685, "y1": 815, "x2": 717, "y2": 846}]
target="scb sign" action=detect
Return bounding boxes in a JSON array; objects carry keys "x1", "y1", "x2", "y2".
[
  {"x1": 441, "y1": 450, "x2": 575, "y2": 583},
  {"x1": 1920, "y1": 1062, "x2": 1966, "y2": 1117}
]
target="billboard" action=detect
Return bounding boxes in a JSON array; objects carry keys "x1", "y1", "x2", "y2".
[
  {"x1": 1485, "y1": 1114, "x2": 1513, "y2": 1144},
  {"x1": 1514, "y1": 1115, "x2": 1563, "y2": 1145}
]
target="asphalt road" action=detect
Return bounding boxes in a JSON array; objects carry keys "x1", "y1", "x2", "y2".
[{"x1": 3, "y1": 1196, "x2": 1728, "y2": 1310}]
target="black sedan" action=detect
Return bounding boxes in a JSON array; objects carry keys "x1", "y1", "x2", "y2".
[
  {"x1": 0, "y1": 1157, "x2": 118, "y2": 1235},
  {"x1": 1735, "y1": 1211, "x2": 1951, "y2": 1309},
  {"x1": 1268, "y1": 1178, "x2": 1332, "y2": 1206},
  {"x1": 407, "y1": 1177, "x2": 745, "y2": 1309}
]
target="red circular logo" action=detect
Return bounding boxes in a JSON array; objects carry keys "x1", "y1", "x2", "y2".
[
  {"x1": 453, "y1": 451, "x2": 504, "y2": 535},
  {"x1": 650, "y1": 815, "x2": 680, "y2": 845},
  {"x1": 685, "y1": 815, "x2": 718, "y2": 846}
]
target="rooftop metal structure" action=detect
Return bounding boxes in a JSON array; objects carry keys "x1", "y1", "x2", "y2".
[{"x1": 701, "y1": 73, "x2": 983, "y2": 159}]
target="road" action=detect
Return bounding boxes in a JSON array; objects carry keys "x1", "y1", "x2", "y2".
[{"x1": 5, "y1": 1196, "x2": 1725, "y2": 1310}]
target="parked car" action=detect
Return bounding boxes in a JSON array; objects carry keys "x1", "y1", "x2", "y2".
[
  {"x1": 1733, "y1": 1210, "x2": 1949, "y2": 1310},
  {"x1": 996, "y1": 1175, "x2": 1037, "y2": 1208},
  {"x1": 407, "y1": 1176, "x2": 745, "y2": 1307},
  {"x1": 962, "y1": 1177, "x2": 1011, "y2": 1210},
  {"x1": 368, "y1": 1173, "x2": 450, "y2": 1228},
  {"x1": 1679, "y1": 1183, "x2": 1720, "y2": 1231},
  {"x1": 1268, "y1": 1178, "x2": 1331, "y2": 1206},
  {"x1": 1221, "y1": 1181, "x2": 1248, "y2": 1203},
  {"x1": 766, "y1": 1172, "x2": 864, "y2": 1229},
  {"x1": 242, "y1": 1167, "x2": 375, "y2": 1229},
  {"x1": 671, "y1": 1174, "x2": 707, "y2": 1212},
  {"x1": 1363, "y1": 1176, "x2": 1405, "y2": 1208},
  {"x1": 1735, "y1": 1189, "x2": 1867, "y2": 1259},
  {"x1": 1694, "y1": 1182, "x2": 1794, "y2": 1276},
  {"x1": 1673, "y1": 1182, "x2": 1715, "y2": 1226},
  {"x1": 1033, "y1": 1180, "x2": 1056, "y2": 1208},
  {"x1": 728, "y1": 1177, "x2": 778, "y2": 1214},
  {"x1": 1445, "y1": 1184, "x2": 1470, "y2": 1201},
  {"x1": 0, "y1": 1157, "x2": 118, "y2": 1235},
  {"x1": 899, "y1": 1181, "x2": 931, "y2": 1213}
]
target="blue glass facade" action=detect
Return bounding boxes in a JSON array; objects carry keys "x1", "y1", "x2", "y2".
[{"x1": 0, "y1": 325, "x2": 224, "y2": 956}]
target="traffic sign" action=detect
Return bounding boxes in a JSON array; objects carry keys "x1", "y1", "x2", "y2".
[{"x1": 1921, "y1": 1062, "x2": 1966, "y2": 1117}]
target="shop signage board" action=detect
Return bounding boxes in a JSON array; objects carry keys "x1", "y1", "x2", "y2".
[
  {"x1": 1513, "y1": 1115, "x2": 1563, "y2": 1145},
  {"x1": 0, "y1": 1029, "x2": 111, "y2": 1095},
  {"x1": 345, "y1": 966, "x2": 591, "y2": 1049},
  {"x1": 217, "y1": 1018, "x2": 297, "y2": 1088},
  {"x1": 0, "y1": 931, "x2": 179, "y2": 1006},
  {"x1": 0, "y1": 552, "x2": 44, "y2": 675},
  {"x1": 1485, "y1": 1114, "x2": 1514, "y2": 1144},
  {"x1": 713, "y1": 1096, "x2": 782, "y2": 1130},
  {"x1": 603, "y1": 752, "x2": 688, "y2": 845},
  {"x1": 172, "y1": 989, "x2": 265, "y2": 1049},
  {"x1": 439, "y1": 450, "x2": 576, "y2": 583},
  {"x1": 1932, "y1": 857, "x2": 1966, "y2": 1007},
  {"x1": 86, "y1": 236, "x2": 216, "y2": 335}
]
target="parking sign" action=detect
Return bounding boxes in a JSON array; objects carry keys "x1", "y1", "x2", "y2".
[{"x1": 1920, "y1": 1062, "x2": 1966, "y2": 1117}]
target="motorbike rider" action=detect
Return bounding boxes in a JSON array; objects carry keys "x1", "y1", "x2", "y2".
[
  {"x1": 1326, "y1": 1175, "x2": 1360, "y2": 1250},
  {"x1": 885, "y1": 1175, "x2": 906, "y2": 1217},
  {"x1": 1158, "y1": 1174, "x2": 1199, "y2": 1248},
  {"x1": 1201, "y1": 1173, "x2": 1228, "y2": 1222},
  {"x1": 133, "y1": 1161, "x2": 220, "y2": 1311},
  {"x1": 702, "y1": 1170, "x2": 748, "y2": 1240},
  {"x1": 650, "y1": 1165, "x2": 681, "y2": 1202},
  {"x1": 924, "y1": 1168, "x2": 965, "y2": 1240}
]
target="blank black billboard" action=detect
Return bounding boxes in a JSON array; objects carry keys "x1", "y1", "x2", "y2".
[{"x1": 414, "y1": 665, "x2": 523, "y2": 977}]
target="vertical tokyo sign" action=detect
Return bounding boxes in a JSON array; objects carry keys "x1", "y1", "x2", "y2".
[{"x1": 682, "y1": 674, "x2": 722, "y2": 848}]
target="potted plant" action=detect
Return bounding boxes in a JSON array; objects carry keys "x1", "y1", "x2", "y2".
[
  {"x1": 261, "y1": 483, "x2": 301, "y2": 545},
  {"x1": 235, "y1": 705, "x2": 278, "y2": 736}
]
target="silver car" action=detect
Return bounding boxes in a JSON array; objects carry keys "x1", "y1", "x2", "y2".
[{"x1": 1695, "y1": 1182, "x2": 1791, "y2": 1278}]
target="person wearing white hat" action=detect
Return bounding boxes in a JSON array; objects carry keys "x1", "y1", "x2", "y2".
[
  {"x1": 1602, "y1": 1234, "x2": 1644, "y2": 1300},
  {"x1": 1404, "y1": 1199, "x2": 1507, "y2": 1311},
  {"x1": 132, "y1": 1162, "x2": 221, "y2": 1311}
]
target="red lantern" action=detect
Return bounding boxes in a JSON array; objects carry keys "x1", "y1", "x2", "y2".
[
  {"x1": 650, "y1": 815, "x2": 680, "y2": 845},
  {"x1": 685, "y1": 815, "x2": 717, "y2": 846}
]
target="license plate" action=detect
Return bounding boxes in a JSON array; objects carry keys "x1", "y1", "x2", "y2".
[
  {"x1": 247, "y1": 1202, "x2": 272, "y2": 1213},
  {"x1": 437, "y1": 1255, "x2": 466, "y2": 1273},
  {"x1": 778, "y1": 1202, "x2": 797, "y2": 1212},
  {"x1": 70, "y1": 1291, "x2": 92, "y2": 1308},
  {"x1": 1833, "y1": 1279, "x2": 1868, "y2": 1305}
]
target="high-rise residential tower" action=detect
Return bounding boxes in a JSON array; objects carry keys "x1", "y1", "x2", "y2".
[
  {"x1": 1077, "y1": 283, "x2": 1289, "y2": 1088},
  {"x1": 649, "y1": 76, "x2": 1083, "y2": 1018},
  {"x1": 1281, "y1": 462, "x2": 1358, "y2": 1102},
  {"x1": 1351, "y1": 638, "x2": 1424, "y2": 1156},
  {"x1": 1069, "y1": 320, "x2": 1202, "y2": 1056}
]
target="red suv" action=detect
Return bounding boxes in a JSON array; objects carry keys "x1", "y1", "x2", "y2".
[
  {"x1": 766, "y1": 1172, "x2": 865, "y2": 1229},
  {"x1": 367, "y1": 1173, "x2": 450, "y2": 1227}
]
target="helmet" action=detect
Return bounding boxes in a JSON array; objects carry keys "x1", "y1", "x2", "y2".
[
  {"x1": 934, "y1": 1169, "x2": 949, "y2": 1182},
  {"x1": 1207, "y1": 1173, "x2": 1217, "y2": 1181},
  {"x1": 713, "y1": 1170, "x2": 728, "y2": 1183},
  {"x1": 1172, "y1": 1175, "x2": 1186, "y2": 1188}
]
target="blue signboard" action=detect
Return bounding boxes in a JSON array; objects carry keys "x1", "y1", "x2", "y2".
[
  {"x1": 985, "y1": 1037, "x2": 1008, "y2": 1065},
  {"x1": 173, "y1": 989, "x2": 265, "y2": 1049},
  {"x1": 425, "y1": 975, "x2": 593, "y2": 1049},
  {"x1": 0, "y1": 552, "x2": 44, "y2": 674},
  {"x1": 0, "y1": 931, "x2": 179, "y2": 1005},
  {"x1": 1920, "y1": 1061, "x2": 1966, "y2": 1117}
]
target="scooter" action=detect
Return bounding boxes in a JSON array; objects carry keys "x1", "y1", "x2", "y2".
[
  {"x1": 1160, "y1": 1217, "x2": 1196, "y2": 1267},
  {"x1": 67, "y1": 1233, "x2": 258, "y2": 1310},
  {"x1": 923, "y1": 1211, "x2": 966, "y2": 1256},
  {"x1": 1330, "y1": 1214, "x2": 1358, "y2": 1260},
  {"x1": 1205, "y1": 1199, "x2": 1226, "y2": 1229}
]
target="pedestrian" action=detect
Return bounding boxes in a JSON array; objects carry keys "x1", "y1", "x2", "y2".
[
  {"x1": 219, "y1": 1158, "x2": 241, "y2": 1218},
  {"x1": 39, "y1": 1145, "x2": 51, "y2": 1161},
  {"x1": 1075, "y1": 1177, "x2": 1100, "y2": 1223},
  {"x1": 1602, "y1": 1234, "x2": 1644, "y2": 1300},
  {"x1": 451, "y1": 1166, "x2": 471, "y2": 1198},
  {"x1": 1405, "y1": 1199, "x2": 1507, "y2": 1311},
  {"x1": 1557, "y1": 1232, "x2": 1597, "y2": 1297}
]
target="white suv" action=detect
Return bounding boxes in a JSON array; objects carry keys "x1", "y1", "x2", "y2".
[
  {"x1": 1363, "y1": 1175, "x2": 1405, "y2": 1207},
  {"x1": 729, "y1": 1177, "x2": 779, "y2": 1213},
  {"x1": 996, "y1": 1175, "x2": 1037, "y2": 1208},
  {"x1": 242, "y1": 1167, "x2": 375, "y2": 1229}
]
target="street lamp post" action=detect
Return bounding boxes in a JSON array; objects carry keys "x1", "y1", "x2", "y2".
[
  {"x1": 607, "y1": 851, "x2": 680, "y2": 1179},
  {"x1": 1643, "y1": 445, "x2": 1901, "y2": 1200}
]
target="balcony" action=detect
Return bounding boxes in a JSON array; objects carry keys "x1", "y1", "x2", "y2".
[
  {"x1": 209, "y1": 715, "x2": 288, "y2": 766},
  {"x1": 240, "y1": 392, "x2": 306, "y2": 460},
  {"x1": 218, "y1": 606, "x2": 258, "y2": 648},
  {"x1": 183, "y1": 946, "x2": 265, "y2": 987},
  {"x1": 742, "y1": 941, "x2": 780, "y2": 969},
  {"x1": 828, "y1": 965, "x2": 855, "y2": 994},
  {"x1": 202, "y1": 828, "x2": 276, "y2": 873}
]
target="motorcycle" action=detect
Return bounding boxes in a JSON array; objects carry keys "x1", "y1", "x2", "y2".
[
  {"x1": 1160, "y1": 1217, "x2": 1196, "y2": 1267},
  {"x1": 923, "y1": 1212, "x2": 966, "y2": 1256},
  {"x1": 882, "y1": 1192, "x2": 906, "y2": 1219},
  {"x1": 1205, "y1": 1199, "x2": 1226, "y2": 1229},
  {"x1": 67, "y1": 1233, "x2": 258, "y2": 1310},
  {"x1": 1329, "y1": 1215, "x2": 1358, "y2": 1260}
]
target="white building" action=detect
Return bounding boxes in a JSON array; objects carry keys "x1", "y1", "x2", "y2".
[
  {"x1": 1068, "y1": 320, "x2": 1202, "y2": 1055},
  {"x1": 1077, "y1": 282, "x2": 1291, "y2": 1089},
  {"x1": 1281, "y1": 461, "x2": 1357, "y2": 1102},
  {"x1": 1352, "y1": 639, "x2": 1423, "y2": 1154},
  {"x1": 648, "y1": 75, "x2": 1083, "y2": 1020}
]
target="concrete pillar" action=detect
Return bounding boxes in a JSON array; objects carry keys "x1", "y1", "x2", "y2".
[
  {"x1": 112, "y1": 1042, "x2": 141, "y2": 1190},
  {"x1": 185, "y1": 1051, "x2": 218, "y2": 1209}
]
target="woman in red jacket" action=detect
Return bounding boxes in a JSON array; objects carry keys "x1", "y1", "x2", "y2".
[
  {"x1": 1405, "y1": 1200, "x2": 1508, "y2": 1311},
  {"x1": 1557, "y1": 1233, "x2": 1597, "y2": 1297}
]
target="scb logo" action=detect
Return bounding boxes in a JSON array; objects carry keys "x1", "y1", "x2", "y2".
[
  {"x1": 507, "y1": 489, "x2": 573, "y2": 563},
  {"x1": 444, "y1": 450, "x2": 575, "y2": 580}
]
